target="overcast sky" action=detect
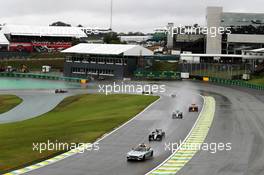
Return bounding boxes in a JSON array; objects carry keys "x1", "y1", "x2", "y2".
[{"x1": 0, "y1": 0, "x2": 263, "y2": 33}]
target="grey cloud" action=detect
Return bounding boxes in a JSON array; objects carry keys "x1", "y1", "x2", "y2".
[{"x1": 0, "y1": 0, "x2": 263, "y2": 32}]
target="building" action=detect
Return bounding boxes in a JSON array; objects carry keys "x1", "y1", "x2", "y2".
[
  {"x1": 166, "y1": 23, "x2": 205, "y2": 53},
  {"x1": 80, "y1": 27, "x2": 111, "y2": 35},
  {"x1": 1, "y1": 24, "x2": 87, "y2": 52},
  {"x1": 62, "y1": 43, "x2": 154, "y2": 79},
  {"x1": 80, "y1": 27, "x2": 111, "y2": 43},
  {"x1": 119, "y1": 35, "x2": 152, "y2": 45},
  {"x1": 178, "y1": 7, "x2": 264, "y2": 65},
  {"x1": 206, "y1": 7, "x2": 264, "y2": 55},
  {"x1": 0, "y1": 32, "x2": 9, "y2": 51},
  {"x1": 163, "y1": 7, "x2": 264, "y2": 56}
]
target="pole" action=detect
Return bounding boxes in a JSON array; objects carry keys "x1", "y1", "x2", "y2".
[{"x1": 110, "y1": 0, "x2": 113, "y2": 31}]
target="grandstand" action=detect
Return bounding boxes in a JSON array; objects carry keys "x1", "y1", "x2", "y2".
[
  {"x1": 0, "y1": 32, "x2": 9, "y2": 51},
  {"x1": 1, "y1": 25, "x2": 87, "y2": 52}
]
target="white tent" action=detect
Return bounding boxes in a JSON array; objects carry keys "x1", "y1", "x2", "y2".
[
  {"x1": 62, "y1": 43, "x2": 154, "y2": 56},
  {"x1": 0, "y1": 32, "x2": 9, "y2": 45},
  {"x1": 2, "y1": 24, "x2": 87, "y2": 38}
]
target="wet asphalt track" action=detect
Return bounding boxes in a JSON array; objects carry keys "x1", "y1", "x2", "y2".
[
  {"x1": 24, "y1": 84, "x2": 203, "y2": 175},
  {"x1": 2, "y1": 81, "x2": 264, "y2": 175},
  {"x1": 0, "y1": 90, "x2": 72, "y2": 124},
  {"x1": 170, "y1": 82, "x2": 264, "y2": 175}
]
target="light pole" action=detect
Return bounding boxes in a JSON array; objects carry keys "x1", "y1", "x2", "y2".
[{"x1": 110, "y1": 0, "x2": 113, "y2": 31}]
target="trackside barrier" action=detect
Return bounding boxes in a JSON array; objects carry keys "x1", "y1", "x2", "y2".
[
  {"x1": 134, "y1": 71, "x2": 181, "y2": 80},
  {"x1": 208, "y1": 77, "x2": 264, "y2": 91},
  {"x1": 0, "y1": 72, "x2": 85, "y2": 83}
]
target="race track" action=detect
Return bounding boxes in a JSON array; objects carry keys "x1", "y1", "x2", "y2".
[
  {"x1": 2, "y1": 80, "x2": 264, "y2": 175},
  {"x1": 24, "y1": 83, "x2": 203, "y2": 175},
  {"x1": 0, "y1": 90, "x2": 71, "y2": 124},
  {"x1": 168, "y1": 82, "x2": 264, "y2": 175}
]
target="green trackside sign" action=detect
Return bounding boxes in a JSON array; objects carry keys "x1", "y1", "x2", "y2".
[{"x1": 134, "y1": 71, "x2": 181, "y2": 80}]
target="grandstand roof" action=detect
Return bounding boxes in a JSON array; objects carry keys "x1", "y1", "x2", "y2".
[
  {"x1": 62, "y1": 43, "x2": 154, "y2": 56},
  {"x1": 0, "y1": 32, "x2": 9, "y2": 45},
  {"x1": 2, "y1": 25, "x2": 87, "y2": 38},
  {"x1": 250, "y1": 48, "x2": 264, "y2": 52}
]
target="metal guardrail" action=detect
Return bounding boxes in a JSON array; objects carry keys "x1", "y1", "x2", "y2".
[
  {"x1": 0, "y1": 72, "x2": 84, "y2": 83},
  {"x1": 209, "y1": 77, "x2": 264, "y2": 91}
]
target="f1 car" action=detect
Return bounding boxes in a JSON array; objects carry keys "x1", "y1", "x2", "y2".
[
  {"x1": 142, "y1": 91, "x2": 153, "y2": 95},
  {"x1": 149, "y1": 129, "x2": 165, "y2": 141},
  {"x1": 127, "y1": 143, "x2": 154, "y2": 161},
  {"x1": 189, "y1": 104, "x2": 198, "y2": 112},
  {"x1": 172, "y1": 110, "x2": 183, "y2": 119},
  {"x1": 55, "y1": 89, "x2": 68, "y2": 94}
]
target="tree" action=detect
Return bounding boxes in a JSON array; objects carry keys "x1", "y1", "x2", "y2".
[
  {"x1": 103, "y1": 32, "x2": 122, "y2": 44},
  {"x1": 50, "y1": 21, "x2": 71, "y2": 27},
  {"x1": 193, "y1": 24, "x2": 199, "y2": 28}
]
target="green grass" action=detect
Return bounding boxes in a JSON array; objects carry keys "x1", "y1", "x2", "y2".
[
  {"x1": 0, "y1": 59, "x2": 64, "y2": 71},
  {"x1": 153, "y1": 61, "x2": 178, "y2": 71},
  {"x1": 249, "y1": 76, "x2": 264, "y2": 86},
  {"x1": 29, "y1": 53, "x2": 65, "y2": 59},
  {"x1": 0, "y1": 95, "x2": 22, "y2": 114},
  {"x1": 191, "y1": 69, "x2": 245, "y2": 79},
  {"x1": 0, "y1": 94, "x2": 158, "y2": 173}
]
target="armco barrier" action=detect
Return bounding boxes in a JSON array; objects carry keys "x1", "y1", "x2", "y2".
[
  {"x1": 0, "y1": 72, "x2": 84, "y2": 83},
  {"x1": 209, "y1": 77, "x2": 264, "y2": 91}
]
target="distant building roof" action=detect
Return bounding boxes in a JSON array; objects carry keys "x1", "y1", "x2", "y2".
[
  {"x1": 250, "y1": 48, "x2": 264, "y2": 52},
  {"x1": 119, "y1": 35, "x2": 152, "y2": 43},
  {"x1": 0, "y1": 32, "x2": 9, "y2": 45},
  {"x1": 62, "y1": 43, "x2": 154, "y2": 56},
  {"x1": 222, "y1": 12, "x2": 264, "y2": 27},
  {"x1": 227, "y1": 34, "x2": 264, "y2": 44},
  {"x1": 2, "y1": 24, "x2": 87, "y2": 38}
]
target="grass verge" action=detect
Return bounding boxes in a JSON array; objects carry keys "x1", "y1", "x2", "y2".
[
  {"x1": 0, "y1": 95, "x2": 22, "y2": 114},
  {"x1": 0, "y1": 59, "x2": 64, "y2": 71},
  {"x1": 249, "y1": 79, "x2": 264, "y2": 86},
  {"x1": 0, "y1": 94, "x2": 158, "y2": 173},
  {"x1": 249, "y1": 76, "x2": 264, "y2": 86}
]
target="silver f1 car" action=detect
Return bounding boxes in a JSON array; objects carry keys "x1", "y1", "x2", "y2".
[
  {"x1": 55, "y1": 89, "x2": 68, "y2": 94},
  {"x1": 149, "y1": 129, "x2": 165, "y2": 141},
  {"x1": 172, "y1": 110, "x2": 183, "y2": 119},
  {"x1": 127, "y1": 144, "x2": 154, "y2": 161}
]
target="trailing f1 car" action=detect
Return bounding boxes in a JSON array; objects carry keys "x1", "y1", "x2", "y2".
[
  {"x1": 127, "y1": 144, "x2": 153, "y2": 161},
  {"x1": 55, "y1": 89, "x2": 68, "y2": 94},
  {"x1": 171, "y1": 94, "x2": 176, "y2": 98},
  {"x1": 149, "y1": 129, "x2": 165, "y2": 141},
  {"x1": 142, "y1": 91, "x2": 153, "y2": 95},
  {"x1": 189, "y1": 104, "x2": 198, "y2": 112},
  {"x1": 172, "y1": 110, "x2": 183, "y2": 119}
]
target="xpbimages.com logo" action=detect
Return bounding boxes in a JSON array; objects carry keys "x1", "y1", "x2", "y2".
[
  {"x1": 32, "y1": 140, "x2": 100, "y2": 153},
  {"x1": 166, "y1": 24, "x2": 232, "y2": 38},
  {"x1": 165, "y1": 141, "x2": 232, "y2": 154},
  {"x1": 98, "y1": 82, "x2": 166, "y2": 95}
]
